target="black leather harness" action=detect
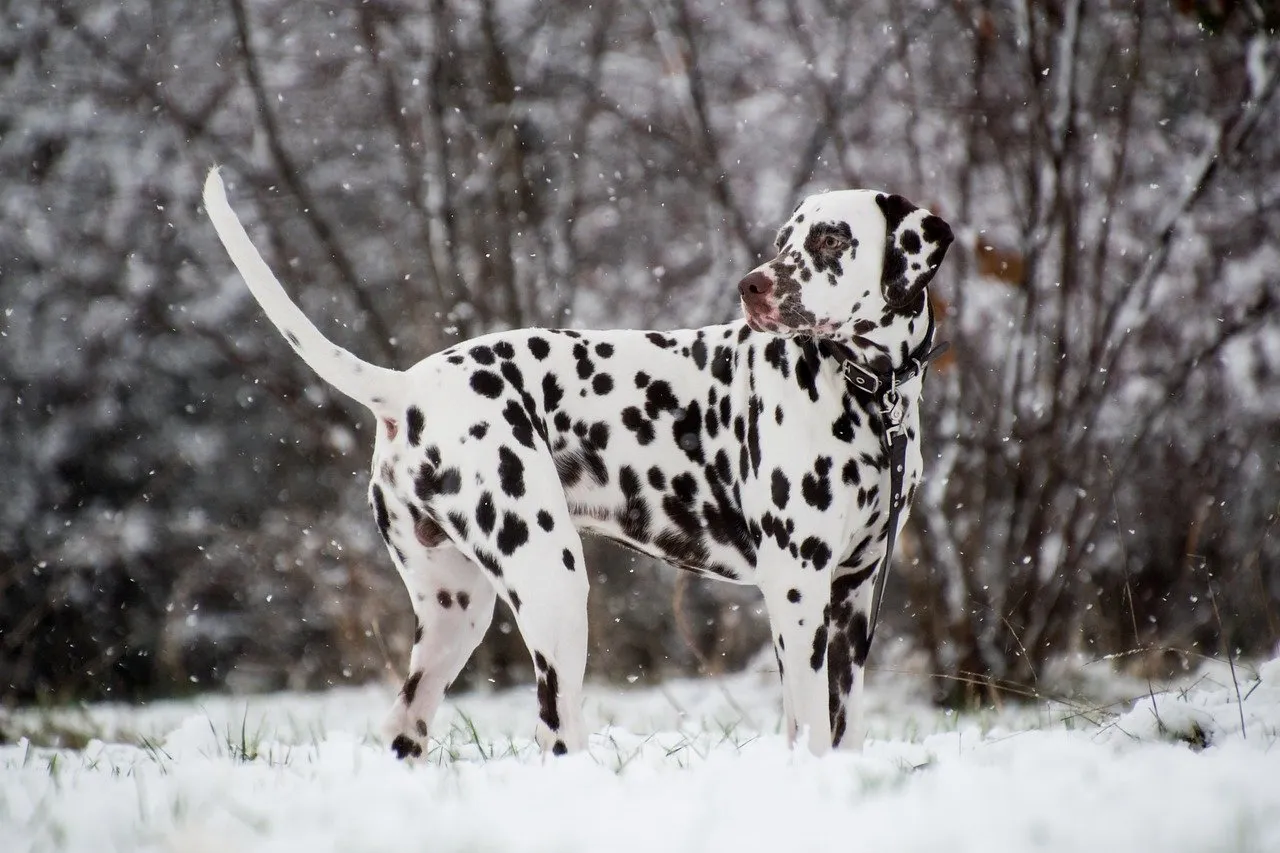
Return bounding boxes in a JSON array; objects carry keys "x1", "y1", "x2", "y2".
[{"x1": 824, "y1": 327, "x2": 949, "y2": 650}]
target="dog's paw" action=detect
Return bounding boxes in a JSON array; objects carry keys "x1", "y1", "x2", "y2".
[
  {"x1": 383, "y1": 705, "x2": 430, "y2": 762},
  {"x1": 389, "y1": 733, "x2": 425, "y2": 760}
]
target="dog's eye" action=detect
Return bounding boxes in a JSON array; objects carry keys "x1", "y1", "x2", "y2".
[{"x1": 821, "y1": 235, "x2": 844, "y2": 250}]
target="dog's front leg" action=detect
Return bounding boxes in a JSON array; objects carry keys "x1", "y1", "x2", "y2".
[
  {"x1": 760, "y1": 556, "x2": 835, "y2": 756},
  {"x1": 826, "y1": 566, "x2": 876, "y2": 750}
]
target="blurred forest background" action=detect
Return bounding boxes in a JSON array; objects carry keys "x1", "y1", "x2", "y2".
[{"x1": 1, "y1": 0, "x2": 1277, "y2": 708}]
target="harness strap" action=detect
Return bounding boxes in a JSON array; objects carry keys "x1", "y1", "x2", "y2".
[
  {"x1": 827, "y1": 331, "x2": 949, "y2": 650},
  {"x1": 867, "y1": 424, "x2": 908, "y2": 648}
]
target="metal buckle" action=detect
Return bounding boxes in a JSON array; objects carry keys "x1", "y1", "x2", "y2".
[
  {"x1": 841, "y1": 360, "x2": 880, "y2": 395},
  {"x1": 882, "y1": 383, "x2": 905, "y2": 434}
]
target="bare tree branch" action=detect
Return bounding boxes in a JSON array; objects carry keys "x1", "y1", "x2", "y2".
[{"x1": 226, "y1": 0, "x2": 398, "y2": 363}]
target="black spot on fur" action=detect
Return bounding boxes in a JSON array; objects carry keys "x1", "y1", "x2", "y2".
[
  {"x1": 851, "y1": 611, "x2": 871, "y2": 666},
  {"x1": 832, "y1": 412, "x2": 854, "y2": 443},
  {"x1": 494, "y1": 341, "x2": 515, "y2": 359},
  {"x1": 415, "y1": 463, "x2": 462, "y2": 502},
  {"x1": 710, "y1": 347, "x2": 733, "y2": 385},
  {"x1": 787, "y1": 588, "x2": 801, "y2": 603},
  {"x1": 497, "y1": 446, "x2": 526, "y2": 498},
  {"x1": 474, "y1": 548, "x2": 503, "y2": 577},
  {"x1": 647, "y1": 466, "x2": 667, "y2": 490},
  {"x1": 775, "y1": 224, "x2": 793, "y2": 249},
  {"x1": 537, "y1": 510, "x2": 555, "y2": 531},
  {"x1": 528, "y1": 336, "x2": 550, "y2": 360},
  {"x1": 499, "y1": 360, "x2": 525, "y2": 391},
  {"x1": 470, "y1": 422, "x2": 489, "y2": 440},
  {"x1": 457, "y1": 591, "x2": 471, "y2": 610},
  {"x1": 471, "y1": 370, "x2": 504, "y2": 398},
  {"x1": 622, "y1": 406, "x2": 655, "y2": 445},
  {"x1": 371, "y1": 485, "x2": 392, "y2": 544},
  {"x1": 619, "y1": 466, "x2": 652, "y2": 541},
  {"x1": 405, "y1": 406, "x2": 425, "y2": 446},
  {"x1": 470, "y1": 344, "x2": 496, "y2": 365},
  {"x1": 592, "y1": 373, "x2": 614, "y2": 395},
  {"x1": 552, "y1": 740, "x2": 568, "y2": 756},
  {"x1": 645, "y1": 332, "x2": 676, "y2": 349},
  {"x1": 562, "y1": 549, "x2": 576, "y2": 571},
  {"x1": 802, "y1": 464, "x2": 832, "y2": 511},
  {"x1": 804, "y1": 221, "x2": 855, "y2": 275},
  {"x1": 644, "y1": 380, "x2": 679, "y2": 419},
  {"x1": 746, "y1": 397, "x2": 763, "y2": 476},
  {"x1": 537, "y1": 665, "x2": 561, "y2": 731},
  {"x1": 446, "y1": 511, "x2": 470, "y2": 542},
  {"x1": 763, "y1": 339, "x2": 789, "y2": 377},
  {"x1": 672, "y1": 401, "x2": 705, "y2": 463},
  {"x1": 476, "y1": 492, "x2": 497, "y2": 535},
  {"x1": 771, "y1": 469, "x2": 790, "y2": 509},
  {"x1": 496, "y1": 512, "x2": 530, "y2": 555},
  {"x1": 586, "y1": 422, "x2": 610, "y2": 450},
  {"x1": 502, "y1": 400, "x2": 537, "y2": 449},
  {"x1": 437, "y1": 590, "x2": 453, "y2": 608},
  {"x1": 662, "y1": 493, "x2": 701, "y2": 538},
  {"x1": 691, "y1": 338, "x2": 708, "y2": 370},
  {"x1": 810, "y1": 625, "x2": 828, "y2": 671},
  {"x1": 799, "y1": 536, "x2": 832, "y2": 571},
  {"x1": 402, "y1": 671, "x2": 423, "y2": 705},
  {"x1": 794, "y1": 356, "x2": 819, "y2": 403},
  {"x1": 542, "y1": 373, "x2": 565, "y2": 412},
  {"x1": 574, "y1": 354, "x2": 595, "y2": 384}
]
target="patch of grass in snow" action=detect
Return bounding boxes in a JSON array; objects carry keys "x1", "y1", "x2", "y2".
[
  {"x1": 137, "y1": 735, "x2": 173, "y2": 772},
  {"x1": 199, "y1": 709, "x2": 295, "y2": 766},
  {"x1": 429, "y1": 712, "x2": 526, "y2": 764}
]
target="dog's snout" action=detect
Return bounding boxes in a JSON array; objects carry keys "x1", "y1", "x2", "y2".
[{"x1": 738, "y1": 271, "x2": 774, "y2": 299}]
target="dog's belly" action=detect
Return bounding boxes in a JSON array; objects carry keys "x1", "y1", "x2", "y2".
[{"x1": 549, "y1": 399, "x2": 760, "y2": 583}]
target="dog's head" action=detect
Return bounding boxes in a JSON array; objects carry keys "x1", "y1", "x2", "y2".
[{"x1": 738, "y1": 190, "x2": 953, "y2": 348}]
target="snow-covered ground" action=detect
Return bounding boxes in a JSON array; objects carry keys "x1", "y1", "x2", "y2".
[{"x1": 4, "y1": 657, "x2": 1280, "y2": 853}]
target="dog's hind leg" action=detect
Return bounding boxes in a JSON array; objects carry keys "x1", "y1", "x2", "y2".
[
  {"x1": 382, "y1": 543, "x2": 497, "y2": 761},
  {"x1": 443, "y1": 482, "x2": 591, "y2": 754},
  {"x1": 478, "y1": 515, "x2": 591, "y2": 756}
]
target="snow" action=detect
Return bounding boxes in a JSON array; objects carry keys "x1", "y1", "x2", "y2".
[{"x1": 4, "y1": 660, "x2": 1279, "y2": 853}]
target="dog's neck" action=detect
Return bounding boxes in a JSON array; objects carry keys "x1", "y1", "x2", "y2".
[{"x1": 820, "y1": 295, "x2": 935, "y2": 377}]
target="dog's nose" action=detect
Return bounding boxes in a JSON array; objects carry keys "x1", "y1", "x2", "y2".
[{"x1": 738, "y1": 271, "x2": 774, "y2": 299}]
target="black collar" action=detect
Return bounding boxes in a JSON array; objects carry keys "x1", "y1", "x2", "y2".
[{"x1": 822, "y1": 334, "x2": 949, "y2": 400}]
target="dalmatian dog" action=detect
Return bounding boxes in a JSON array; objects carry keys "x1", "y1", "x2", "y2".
[{"x1": 203, "y1": 169, "x2": 952, "y2": 758}]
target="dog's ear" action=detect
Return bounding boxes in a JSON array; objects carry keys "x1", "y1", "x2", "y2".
[{"x1": 876, "y1": 193, "x2": 953, "y2": 311}]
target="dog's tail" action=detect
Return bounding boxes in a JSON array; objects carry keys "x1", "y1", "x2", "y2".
[{"x1": 203, "y1": 168, "x2": 403, "y2": 417}]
